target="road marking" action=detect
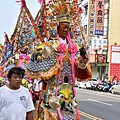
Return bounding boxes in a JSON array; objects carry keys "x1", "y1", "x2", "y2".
[
  {"x1": 76, "y1": 88, "x2": 120, "y2": 100},
  {"x1": 88, "y1": 99, "x2": 113, "y2": 106},
  {"x1": 79, "y1": 110, "x2": 102, "y2": 120}
]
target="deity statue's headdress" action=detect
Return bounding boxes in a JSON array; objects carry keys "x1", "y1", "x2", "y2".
[
  {"x1": 47, "y1": 0, "x2": 80, "y2": 26},
  {"x1": 48, "y1": 0, "x2": 75, "y2": 23},
  {"x1": 37, "y1": 0, "x2": 86, "y2": 44}
]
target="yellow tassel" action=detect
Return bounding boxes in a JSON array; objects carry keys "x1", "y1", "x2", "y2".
[{"x1": 35, "y1": 102, "x2": 40, "y2": 120}]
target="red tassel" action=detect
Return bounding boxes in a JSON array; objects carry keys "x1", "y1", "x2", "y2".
[
  {"x1": 16, "y1": 0, "x2": 26, "y2": 7},
  {"x1": 114, "y1": 42, "x2": 117, "y2": 46}
]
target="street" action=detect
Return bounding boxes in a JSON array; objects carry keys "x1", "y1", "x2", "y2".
[{"x1": 76, "y1": 88, "x2": 120, "y2": 120}]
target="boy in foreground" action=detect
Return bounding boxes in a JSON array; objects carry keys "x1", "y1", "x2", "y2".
[{"x1": 0, "y1": 67, "x2": 35, "y2": 120}]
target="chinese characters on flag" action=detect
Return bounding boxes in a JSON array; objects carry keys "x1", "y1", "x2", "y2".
[{"x1": 95, "y1": 0, "x2": 104, "y2": 36}]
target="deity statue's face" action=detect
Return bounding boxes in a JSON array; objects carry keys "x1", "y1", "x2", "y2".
[{"x1": 57, "y1": 22, "x2": 70, "y2": 39}]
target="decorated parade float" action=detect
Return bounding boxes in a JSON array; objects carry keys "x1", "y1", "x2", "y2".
[
  {"x1": 26, "y1": 0, "x2": 92, "y2": 120},
  {"x1": 0, "y1": 44, "x2": 4, "y2": 86},
  {"x1": 0, "y1": 0, "x2": 92, "y2": 119},
  {"x1": 1, "y1": 0, "x2": 42, "y2": 84}
]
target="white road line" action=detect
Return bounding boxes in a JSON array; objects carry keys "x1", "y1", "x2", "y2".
[
  {"x1": 76, "y1": 88, "x2": 120, "y2": 100},
  {"x1": 88, "y1": 99, "x2": 113, "y2": 106}
]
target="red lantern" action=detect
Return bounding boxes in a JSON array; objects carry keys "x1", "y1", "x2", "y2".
[
  {"x1": 106, "y1": 45, "x2": 109, "y2": 48},
  {"x1": 114, "y1": 42, "x2": 117, "y2": 46}
]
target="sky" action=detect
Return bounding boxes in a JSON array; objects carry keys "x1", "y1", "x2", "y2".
[{"x1": 0, "y1": 0, "x2": 41, "y2": 44}]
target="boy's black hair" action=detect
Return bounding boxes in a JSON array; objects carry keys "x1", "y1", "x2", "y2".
[{"x1": 7, "y1": 67, "x2": 25, "y2": 79}]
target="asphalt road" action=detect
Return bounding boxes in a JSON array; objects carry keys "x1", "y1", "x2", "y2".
[{"x1": 76, "y1": 88, "x2": 120, "y2": 120}]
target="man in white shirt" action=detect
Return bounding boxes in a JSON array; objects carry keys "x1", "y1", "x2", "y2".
[{"x1": 0, "y1": 67, "x2": 35, "y2": 120}]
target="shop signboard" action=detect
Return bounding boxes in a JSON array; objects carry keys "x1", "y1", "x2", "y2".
[
  {"x1": 97, "y1": 54, "x2": 106, "y2": 63},
  {"x1": 88, "y1": 0, "x2": 96, "y2": 37},
  {"x1": 110, "y1": 45, "x2": 120, "y2": 78},
  {"x1": 89, "y1": 54, "x2": 96, "y2": 63},
  {"x1": 89, "y1": 54, "x2": 106, "y2": 63},
  {"x1": 95, "y1": 0, "x2": 104, "y2": 36},
  {"x1": 91, "y1": 38, "x2": 107, "y2": 51}
]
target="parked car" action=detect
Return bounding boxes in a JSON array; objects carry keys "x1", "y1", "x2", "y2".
[
  {"x1": 89, "y1": 79, "x2": 98, "y2": 90},
  {"x1": 77, "y1": 80, "x2": 91, "y2": 89},
  {"x1": 77, "y1": 79, "x2": 97, "y2": 89},
  {"x1": 109, "y1": 84, "x2": 120, "y2": 94}
]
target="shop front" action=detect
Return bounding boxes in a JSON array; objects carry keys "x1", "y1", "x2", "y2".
[{"x1": 89, "y1": 54, "x2": 109, "y2": 81}]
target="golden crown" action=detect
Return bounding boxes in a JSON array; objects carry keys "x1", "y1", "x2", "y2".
[{"x1": 48, "y1": 0, "x2": 78, "y2": 23}]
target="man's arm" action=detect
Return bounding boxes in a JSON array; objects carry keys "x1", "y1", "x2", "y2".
[{"x1": 26, "y1": 111, "x2": 34, "y2": 120}]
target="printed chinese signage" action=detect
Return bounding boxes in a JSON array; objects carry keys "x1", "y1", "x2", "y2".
[
  {"x1": 95, "y1": 0, "x2": 104, "y2": 36},
  {"x1": 89, "y1": 54, "x2": 106, "y2": 63},
  {"x1": 89, "y1": 54, "x2": 96, "y2": 63},
  {"x1": 88, "y1": 0, "x2": 95, "y2": 37},
  {"x1": 97, "y1": 54, "x2": 106, "y2": 63},
  {"x1": 91, "y1": 38, "x2": 107, "y2": 50},
  {"x1": 111, "y1": 46, "x2": 120, "y2": 64},
  {"x1": 110, "y1": 45, "x2": 120, "y2": 79}
]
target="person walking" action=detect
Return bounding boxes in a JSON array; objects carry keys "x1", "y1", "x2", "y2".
[{"x1": 0, "y1": 67, "x2": 35, "y2": 120}]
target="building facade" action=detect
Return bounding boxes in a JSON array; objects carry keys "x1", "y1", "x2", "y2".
[
  {"x1": 80, "y1": 0, "x2": 109, "y2": 80},
  {"x1": 108, "y1": 0, "x2": 120, "y2": 80}
]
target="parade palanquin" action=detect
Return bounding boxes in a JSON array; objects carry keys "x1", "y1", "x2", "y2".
[{"x1": 0, "y1": 0, "x2": 92, "y2": 120}]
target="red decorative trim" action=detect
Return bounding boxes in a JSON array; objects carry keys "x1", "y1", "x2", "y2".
[{"x1": 16, "y1": 0, "x2": 26, "y2": 8}]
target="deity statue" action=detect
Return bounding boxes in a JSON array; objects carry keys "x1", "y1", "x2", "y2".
[{"x1": 26, "y1": 0, "x2": 92, "y2": 120}]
